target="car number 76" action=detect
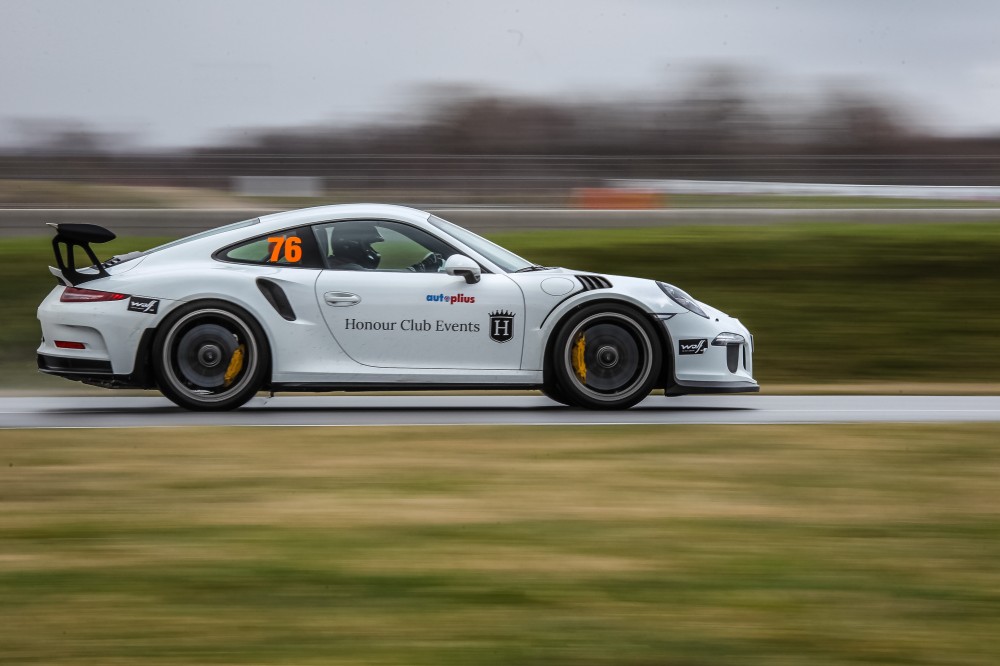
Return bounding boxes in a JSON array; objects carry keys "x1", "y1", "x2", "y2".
[{"x1": 268, "y1": 236, "x2": 302, "y2": 263}]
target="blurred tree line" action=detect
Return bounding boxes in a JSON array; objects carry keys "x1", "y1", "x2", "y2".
[{"x1": 4, "y1": 67, "x2": 1000, "y2": 189}]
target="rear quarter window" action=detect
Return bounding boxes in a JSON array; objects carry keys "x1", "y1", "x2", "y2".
[{"x1": 216, "y1": 226, "x2": 323, "y2": 268}]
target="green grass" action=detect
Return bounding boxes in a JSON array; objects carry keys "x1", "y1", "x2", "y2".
[
  {"x1": 4, "y1": 222, "x2": 1000, "y2": 388},
  {"x1": 494, "y1": 223, "x2": 1000, "y2": 383},
  {"x1": 2, "y1": 424, "x2": 1000, "y2": 664},
  {"x1": 6, "y1": 179, "x2": 1000, "y2": 209}
]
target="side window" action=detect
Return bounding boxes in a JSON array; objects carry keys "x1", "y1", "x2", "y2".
[
  {"x1": 312, "y1": 220, "x2": 462, "y2": 272},
  {"x1": 217, "y1": 226, "x2": 322, "y2": 268}
]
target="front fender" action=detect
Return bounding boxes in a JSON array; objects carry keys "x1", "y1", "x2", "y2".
[{"x1": 522, "y1": 289, "x2": 661, "y2": 372}]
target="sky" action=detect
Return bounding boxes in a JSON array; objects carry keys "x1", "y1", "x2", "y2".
[{"x1": 2, "y1": 0, "x2": 999, "y2": 147}]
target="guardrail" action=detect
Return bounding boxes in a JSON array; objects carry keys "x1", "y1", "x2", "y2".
[
  {"x1": 4, "y1": 154, "x2": 1000, "y2": 188},
  {"x1": 612, "y1": 179, "x2": 1000, "y2": 200}
]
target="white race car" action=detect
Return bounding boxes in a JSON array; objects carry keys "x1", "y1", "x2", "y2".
[{"x1": 37, "y1": 204, "x2": 757, "y2": 410}]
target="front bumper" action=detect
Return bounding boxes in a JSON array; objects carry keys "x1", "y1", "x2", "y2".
[
  {"x1": 657, "y1": 310, "x2": 759, "y2": 396},
  {"x1": 664, "y1": 378, "x2": 760, "y2": 396}
]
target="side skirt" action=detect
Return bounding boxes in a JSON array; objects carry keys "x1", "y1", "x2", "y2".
[{"x1": 269, "y1": 383, "x2": 542, "y2": 393}]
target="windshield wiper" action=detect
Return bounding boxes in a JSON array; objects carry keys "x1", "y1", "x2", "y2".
[{"x1": 514, "y1": 265, "x2": 553, "y2": 273}]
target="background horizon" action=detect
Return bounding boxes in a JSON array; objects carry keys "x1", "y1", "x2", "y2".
[{"x1": 4, "y1": 0, "x2": 1000, "y2": 149}]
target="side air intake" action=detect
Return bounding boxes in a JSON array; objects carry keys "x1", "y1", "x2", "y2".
[
  {"x1": 575, "y1": 274, "x2": 613, "y2": 291},
  {"x1": 256, "y1": 279, "x2": 297, "y2": 321}
]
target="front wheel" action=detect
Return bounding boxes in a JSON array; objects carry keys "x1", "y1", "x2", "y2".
[
  {"x1": 153, "y1": 301, "x2": 269, "y2": 411},
  {"x1": 550, "y1": 305, "x2": 661, "y2": 410},
  {"x1": 540, "y1": 379, "x2": 577, "y2": 406}
]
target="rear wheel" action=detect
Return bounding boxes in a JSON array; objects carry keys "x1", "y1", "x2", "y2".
[
  {"x1": 153, "y1": 301, "x2": 268, "y2": 411},
  {"x1": 551, "y1": 304, "x2": 661, "y2": 410}
]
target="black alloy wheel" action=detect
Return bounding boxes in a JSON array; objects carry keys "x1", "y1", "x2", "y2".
[
  {"x1": 153, "y1": 301, "x2": 269, "y2": 411},
  {"x1": 551, "y1": 304, "x2": 661, "y2": 410}
]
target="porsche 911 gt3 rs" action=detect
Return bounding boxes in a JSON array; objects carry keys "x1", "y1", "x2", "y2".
[{"x1": 37, "y1": 204, "x2": 758, "y2": 410}]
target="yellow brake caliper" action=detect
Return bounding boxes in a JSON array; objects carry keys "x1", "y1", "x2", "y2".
[
  {"x1": 571, "y1": 333, "x2": 587, "y2": 383},
  {"x1": 223, "y1": 344, "x2": 246, "y2": 387}
]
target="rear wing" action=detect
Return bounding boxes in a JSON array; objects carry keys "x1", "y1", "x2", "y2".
[{"x1": 48, "y1": 223, "x2": 116, "y2": 286}]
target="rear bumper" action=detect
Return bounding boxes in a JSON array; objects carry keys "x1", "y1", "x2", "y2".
[
  {"x1": 36, "y1": 284, "x2": 171, "y2": 376},
  {"x1": 38, "y1": 353, "x2": 113, "y2": 377},
  {"x1": 37, "y1": 353, "x2": 121, "y2": 387},
  {"x1": 36, "y1": 284, "x2": 167, "y2": 388},
  {"x1": 38, "y1": 352, "x2": 152, "y2": 389},
  {"x1": 37, "y1": 326, "x2": 157, "y2": 389}
]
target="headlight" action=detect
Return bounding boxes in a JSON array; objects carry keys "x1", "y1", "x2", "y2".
[
  {"x1": 712, "y1": 332, "x2": 745, "y2": 346},
  {"x1": 657, "y1": 282, "x2": 709, "y2": 319}
]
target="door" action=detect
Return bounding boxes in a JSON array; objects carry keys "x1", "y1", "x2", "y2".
[{"x1": 311, "y1": 220, "x2": 525, "y2": 370}]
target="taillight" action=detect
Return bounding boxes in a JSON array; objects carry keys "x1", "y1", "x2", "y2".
[
  {"x1": 60, "y1": 287, "x2": 129, "y2": 303},
  {"x1": 55, "y1": 340, "x2": 86, "y2": 349}
]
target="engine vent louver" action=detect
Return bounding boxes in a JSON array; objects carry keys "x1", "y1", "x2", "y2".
[{"x1": 575, "y1": 275, "x2": 613, "y2": 291}]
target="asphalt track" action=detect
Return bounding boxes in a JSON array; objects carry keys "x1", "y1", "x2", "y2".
[{"x1": 0, "y1": 395, "x2": 997, "y2": 429}]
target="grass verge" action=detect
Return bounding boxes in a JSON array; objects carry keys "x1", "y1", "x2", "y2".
[
  {"x1": 2, "y1": 424, "x2": 999, "y2": 665},
  {"x1": 5, "y1": 180, "x2": 1000, "y2": 209},
  {"x1": 494, "y1": 223, "x2": 1000, "y2": 383}
]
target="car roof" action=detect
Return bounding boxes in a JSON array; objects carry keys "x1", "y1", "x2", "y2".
[
  {"x1": 256, "y1": 203, "x2": 434, "y2": 233},
  {"x1": 142, "y1": 203, "x2": 501, "y2": 270}
]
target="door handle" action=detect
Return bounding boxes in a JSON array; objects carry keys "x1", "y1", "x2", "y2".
[{"x1": 323, "y1": 291, "x2": 361, "y2": 306}]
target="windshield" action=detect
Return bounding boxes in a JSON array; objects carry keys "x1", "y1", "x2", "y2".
[
  {"x1": 144, "y1": 218, "x2": 261, "y2": 254},
  {"x1": 427, "y1": 215, "x2": 534, "y2": 272}
]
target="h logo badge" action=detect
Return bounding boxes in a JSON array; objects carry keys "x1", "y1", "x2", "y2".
[{"x1": 489, "y1": 310, "x2": 515, "y2": 343}]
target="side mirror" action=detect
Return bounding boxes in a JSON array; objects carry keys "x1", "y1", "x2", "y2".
[{"x1": 444, "y1": 254, "x2": 481, "y2": 284}]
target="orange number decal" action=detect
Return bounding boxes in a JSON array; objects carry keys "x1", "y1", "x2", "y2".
[
  {"x1": 285, "y1": 236, "x2": 302, "y2": 262},
  {"x1": 267, "y1": 237, "x2": 285, "y2": 262},
  {"x1": 267, "y1": 236, "x2": 302, "y2": 263}
]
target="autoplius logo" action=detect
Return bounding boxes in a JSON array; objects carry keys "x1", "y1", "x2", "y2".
[
  {"x1": 678, "y1": 338, "x2": 708, "y2": 355},
  {"x1": 127, "y1": 296, "x2": 159, "y2": 314},
  {"x1": 426, "y1": 293, "x2": 476, "y2": 305}
]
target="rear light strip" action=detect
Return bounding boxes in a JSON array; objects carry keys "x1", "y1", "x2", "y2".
[
  {"x1": 54, "y1": 340, "x2": 86, "y2": 349},
  {"x1": 60, "y1": 287, "x2": 128, "y2": 302}
]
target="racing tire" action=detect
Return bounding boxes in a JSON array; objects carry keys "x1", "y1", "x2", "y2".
[
  {"x1": 153, "y1": 300, "x2": 269, "y2": 411},
  {"x1": 551, "y1": 304, "x2": 661, "y2": 410},
  {"x1": 540, "y1": 379, "x2": 577, "y2": 407}
]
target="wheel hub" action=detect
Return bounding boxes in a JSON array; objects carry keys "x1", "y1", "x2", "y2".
[
  {"x1": 596, "y1": 345, "x2": 620, "y2": 368},
  {"x1": 569, "y1": 321, "x2": 642, "y2": 393},
  {"x1": 175, "y1": 323, "x2": 238, "y2": 389},
  {"x1": 197, "y1": 343, "x2": 223, "y2": 368}
]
